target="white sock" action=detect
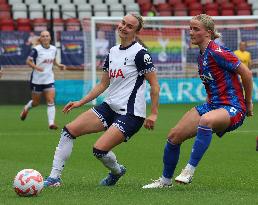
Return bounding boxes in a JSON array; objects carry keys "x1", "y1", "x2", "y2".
[
  {"x1": 98, "y1": 151, "x2": 121, "y2": 175},
  {"x1": 47, "y1": 103, "x2": 56, "y2": 125},
  {"x1": 161, "y1": 176, "x2": 172, "y2": 185},
  {"x1": 49, "y1": 128, "x2": 74, "y2": 178},
  {"x1": 25, "y1": 100, "x2": 33, "y2": 110},
  {"x1": 185, "y1": 163, "x2": 195, "y2": 173}
]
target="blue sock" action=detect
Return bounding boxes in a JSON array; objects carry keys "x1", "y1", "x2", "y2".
[
  {"x1": 162, "y1": 140, "x2": 180, "y2": 179},
  {"x1": 188, "y1": 125, "x2": 212, "y2": 167}
]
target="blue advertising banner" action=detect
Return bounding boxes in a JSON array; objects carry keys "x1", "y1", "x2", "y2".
[
  {"x1": 60, "y1": 31, "x2": 84, "y2": 67},
  {"x1": 55, "y1": 78, "x2": 258, "y2": 105},
  {"x1": 0, "y1": 31, "x2": 30, "y2": 65}
]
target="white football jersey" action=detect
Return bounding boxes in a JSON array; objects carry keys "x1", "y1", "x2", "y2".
[
  {"x1": 103, "y1": 41, "x2": 156, "y2": 118},
  {"x1": 28, "y1": 44, "x2": 57, "y2": 84}
]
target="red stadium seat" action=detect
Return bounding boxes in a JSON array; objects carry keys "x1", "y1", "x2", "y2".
[
  {"x1": 221, "y1": 9, "x2": 235, "y2": 16},
  {"x1": 204, "y1": 2, "x2": 219, "y2": 11},
  {"x1": 221, "y1": 2, "x2": 234, "y2": 10},
  {"x1": 189, "y1": 3, "x2": 203, "y2": 10},
  {"x1": 156, "y1": 3, "x2": 171, "y2": 12},
  {"x1": 0, "y1": 19, "x2": 15, "y2": 31},
  {"x1": 184, "y1": 0, "x2": 200, "y2": 5},
  {"x1": 237, "y1": 9, "x2": 251, "y2": 15},
  {"x1": 140, "y1": 2, "x2": 153, "y2": 13},
  {"x1": 204, "y1": 9, "x2": 219, "y2": 16},
  {"x1": 189, "y1": 9, "x2": 203, "y2": 16},
  {"x1": 168, "y1": 0, "x2": 183, "y2": 6},
  {"x1": 159, "y1": 10, "x2": 172, "y2": 16},
  {"x1": 32, "y1": 18, "x2": 48, "y2": 31},
  {"x1": 237, "y1": 3, "x2": 252, "y2": 10},
  {"x1": 137, "y1": 0, "x2": 151, "y2": 6},
  {"x1": 65, "y1": 18, "x2": 80, "y2": 31}
]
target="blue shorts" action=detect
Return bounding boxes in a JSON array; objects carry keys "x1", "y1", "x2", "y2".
[
  {"x1": 92, "y1": 102, "x2": 145, "y2": 141},
  {"x1": 30, "y1": 83, "x2": 55, "y2": 93},
  {"x1": 195, "y1": 102, "x2": 246, "y2": 137}
]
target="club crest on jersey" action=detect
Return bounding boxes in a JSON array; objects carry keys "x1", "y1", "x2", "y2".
[
  {"x1": 144, "y1": 54, "x2": 152, "y2": 65},
  {"x1": 109, "y1": 69, "x2": 125, "y2": 79},
  {"x1": 200, "y1": 72, "x2": 214, "y2": 83},
  {"x1": 215, "y1": 47, "x2": 222, "y2": 53}
]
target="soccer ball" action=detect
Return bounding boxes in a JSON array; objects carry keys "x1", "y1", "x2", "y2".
[{"x1": 13, "y1": 169, "x2": 44, "y2": 197}]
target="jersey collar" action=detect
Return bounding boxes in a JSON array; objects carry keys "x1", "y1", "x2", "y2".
[{"x1": 119, "y1": 41, "x2": 137, "y2": 50}]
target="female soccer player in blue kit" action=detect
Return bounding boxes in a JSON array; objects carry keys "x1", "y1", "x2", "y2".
[
  {"x1": 44, "y1": 13, "x2": 160, "y2": 187},
  {"x1": 143, "y1": 14, "x2": 253, "y2": 188}
]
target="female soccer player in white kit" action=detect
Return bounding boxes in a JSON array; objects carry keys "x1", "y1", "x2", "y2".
[
  {"x1": 20, "y1": 30, "x2": 66, "y2": 129},
  {"x1": 44, "y1": 13, "x2": 160, "y2": 187}
]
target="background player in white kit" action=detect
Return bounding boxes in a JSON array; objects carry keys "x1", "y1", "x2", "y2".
[
  {"x1": 44, "y1": 13, "x2": 160, "y2": 187},
  {"x1": 20, "y1": 30, "x2": 66, "y2": 129}
]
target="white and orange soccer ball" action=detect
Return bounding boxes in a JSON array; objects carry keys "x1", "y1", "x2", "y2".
[{"x1": 13, "y1": 169, "x2": 44, "y2": 197}]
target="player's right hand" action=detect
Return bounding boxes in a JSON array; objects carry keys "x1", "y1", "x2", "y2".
[
  {"x1": 63, "y1": 101, "x2": 82, "y2": 113},
  {"x1": 35, "y1": 67, "x2": 44, "y2": 72}
]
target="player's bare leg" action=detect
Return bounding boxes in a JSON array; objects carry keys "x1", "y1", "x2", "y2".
[{"x1": 20, "y1": 92, "x2": 41, "y2": 120}]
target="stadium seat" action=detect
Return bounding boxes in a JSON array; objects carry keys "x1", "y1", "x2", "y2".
[
  {"x1": 120, "y1": 0, "x2": 135, "y2": 4},
  {"x1": 204, "y1": 2, "x2": 219, "y2": 11},
  {"x1": 125, "y1": 3, "x2": 140, "y2": 13},
  {"x1": 65, "y1": 18, "x2": 80, "y2": 31},
  {"x1": 0, "y1": 19, "x2": 15, "y2": 31},
  {"x1": 53, "y1": 18, "x2": 65, "y2": 31},
  {"x1": 0, "y1": 4, "x2": 11, "y2": 19},
  {"x1": 93, "y1": 4, "x2": 108, "y2": 16},
  {"x1": 153, "y1": 0, "x2": 166, "y2": 4},
  {"x1": 139, "y1": 2, "x2": 153, "y2": 14},
  {"x1": 110, "y1": 11, "x2": 124, "y2": 16},
  {"x1": 237, "y1": 9, "x2": 252, "y2": 15},
  {"x1": 8, "y1": 0, "x2": 23, "y2": 4},
  {"x1": 24, "y1": 0, "x2": 38, "y2": 4},
  {"x1": 12, "y1": 3, "x2": 28, "y2": 19},
  {"x1": 173, "y1": 3, "x2": 188, "y2": 16},
  {"x1": 105, "y1": 0, "x2": 119, "y2": 4},
  {"x1": 237, "y1": 3, "x2": 252, "y2": 10},
  {"x1": 32, "y1": 18, "x2": 48, "y2": 31},
  {"x1": 204, "y1": 9, "x2": 219, "y2": 16},
  {"x1": 29, "y1": 4, "x2": 44, "y2": 19},
  {"x1": 189, "y1": 9, "x2": 203, "y2": 16},
  {"x1": 61, "y1": 4, "x2": 77, "y2": 19},
  {"x1": 156, "y1": 3, "x2": 171, "y2": 12},
  {"x1": 136, "y1": 0, "x2": 151, "y2": 5},
  {"x1": 88, "y1": 0, "x2": 103, "y2": 4},
  {"x1": 77, "y1": 4, "x2": 92, "y2": 19},
  {"x1": 221, "y1": 9, "x2": 235, "y2": 16},
  {"x1": 221, "y1": 2, "x2": 234, "y2": 10},
  {"x1": 45, "y1": 4, "x2": 60, "y2": 19},
  {"x1": 56, "y1": 0, "x2": 71, "y2": 4},
  {"x1": 73, "y1": 0, "x2": 86, "y2": 4},
  {"x1": 159, "y1": 10, "x2": 172, "y2": 16},
  {"x1": 41, "y1": 0, "x2": 56, "y2": 6},
  {"x1": 109, "y1": 4, "x2": 124, "y2": 16},
  {"x1": 168, "y1": 0, "x2": 183, "y2": 6},
  {"x1": 109, "y1": 4, "x2": 124, "y2": 12}
]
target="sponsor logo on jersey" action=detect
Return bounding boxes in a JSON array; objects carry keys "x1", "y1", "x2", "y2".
[
  {"x1": 109, "y1": 69, "x2": 125, "y2": 79},
  {"x1": 42, "y1": 59, "x2": 54, "y2": 64},
  {"x1": 200, "y1": 72, "x2": 214, "y2": 83}
]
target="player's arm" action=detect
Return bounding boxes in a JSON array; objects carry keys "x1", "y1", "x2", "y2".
[
  {"x1": 26, "y1": 48, "x2": 43, "y2": 72},
  {"x1": 63, "y1": 72, "x2": 110, "y2": 113},
  {"x1": 54, "y1": 58, "x2": 66, "y2": 70},
  {"x1": 144, "y1": 71, "x2": 160, "y2": 130},
  {"x1": 236, "y1": 63, "x2": 253, "y2": 116}
]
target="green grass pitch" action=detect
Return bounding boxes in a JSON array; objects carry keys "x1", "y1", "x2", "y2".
[{"x1": 0, "y1": 104, "x2": 258, "y2": 205}]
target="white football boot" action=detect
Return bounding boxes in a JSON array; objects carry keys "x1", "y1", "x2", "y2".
[
  {"x1": 175, "y1": 167, "x2": 194, "y2": 184},
  {"x1": 142, "y1": 178, "x2": 172, "y2": 189}
]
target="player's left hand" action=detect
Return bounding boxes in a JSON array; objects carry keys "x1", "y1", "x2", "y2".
[
  {"x1": 246, "y1": 101, "x2": 254, "y2": 117},
  {"x1": 59, "y1": 64, "x2": 66, "y2": 70},
  {"x1": 144, "y1": 113, "x2": 157, "y2": 130}
]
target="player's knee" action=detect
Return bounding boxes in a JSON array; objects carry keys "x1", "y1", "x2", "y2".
[
  {"x1": 167, "y1": 128, "x2": 182, "y2": 144},
  {"x1": 199, "y1": 115, "x2": 213, "y2": 127},
  {"x1": 32, "y1": 100, "x2": 39, "y2": 107},
  {"x1": 93, "y1": 147, "x2": 108, "y2": 159}
]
